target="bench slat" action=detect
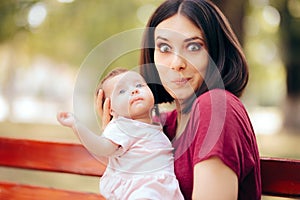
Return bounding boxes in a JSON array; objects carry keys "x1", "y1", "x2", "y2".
[
  {"x1": 0, "y1": 137, "x2": 106, "y2": 176},
  {"x1": 0, "y1": 182, "x2": 104, "y2": 200},
  {"x1": 261, "y1": 157, "x2": 300, "y2": 198},
  {"x1": 1, "y1": 137, "x2": 300, "y2": 198}
]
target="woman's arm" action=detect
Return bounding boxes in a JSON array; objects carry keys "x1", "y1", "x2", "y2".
[
  {"x1": 57, "y1": 112, "x2": 118, "y2": 159},
  {"x1": 192, "y1": 156, "x2": 238, "y2": 200}
]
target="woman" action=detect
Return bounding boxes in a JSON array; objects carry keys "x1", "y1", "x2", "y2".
[{"x1": 99, "y1": 0, "x2": 261, "y2": 199}]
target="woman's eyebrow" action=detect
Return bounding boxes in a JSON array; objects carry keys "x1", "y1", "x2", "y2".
[
  {"x1": 155, "y1": 36, "x2": 204, "y2": 43},
  {"x1": 155, "y1": 36, "x2": 168, "y2": 41},
  {"x1": 184, "y1": 36, "x2": 205, "y2": 43}
]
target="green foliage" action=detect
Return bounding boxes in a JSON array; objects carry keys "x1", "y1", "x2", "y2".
[
  {"x1": 0, "y1": 1, "x2": 34, "y2": 42},
  {"x1": 0, "y1": 0, "x2": 163, "y2": 66}
]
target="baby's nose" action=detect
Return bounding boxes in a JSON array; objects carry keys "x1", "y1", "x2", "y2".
[{"x1": 131, "y1": 88, "x2": 139, "y2": 94}]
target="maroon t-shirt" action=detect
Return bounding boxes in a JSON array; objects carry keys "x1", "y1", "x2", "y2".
[{"x1": 162, "y1": 89, "x2": 261, "y2": 200}]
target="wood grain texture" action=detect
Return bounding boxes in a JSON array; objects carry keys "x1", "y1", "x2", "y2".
[
  {"x1": 1, "y1": 137, "x2": 300, "y2": 199},
  {"x1": 0, "y1": 137, "x2": 106, "y2": 176},
  {"x1": 261, "y1": 157, "x2": 300, "y2": 198},
  {"x1": 0, "y1": 182, "x2": 105, "y2": 200}
]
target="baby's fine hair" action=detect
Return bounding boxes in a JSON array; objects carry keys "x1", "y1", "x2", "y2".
[{"x1": 95, "y1": 68, "x2": 129, "y2": 98}]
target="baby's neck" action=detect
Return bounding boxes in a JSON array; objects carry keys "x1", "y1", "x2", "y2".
[
  {"x1": 132, "y1": 117, "x2": 152, "y2": 125},
  {"x1": 114, "y1": 113, "x2": 153, "y2": 125}
]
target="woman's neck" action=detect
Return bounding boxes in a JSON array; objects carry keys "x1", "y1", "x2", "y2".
[{"x1": 175, "y1": 101, "x2": 191, "y2": 139}]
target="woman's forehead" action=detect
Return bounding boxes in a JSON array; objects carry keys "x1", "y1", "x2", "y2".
[{"x1": 155, "y1": 14, "x2": 204, "y2": 40}]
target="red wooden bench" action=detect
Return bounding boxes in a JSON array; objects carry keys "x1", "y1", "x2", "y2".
[{"x1": 0, "y1": 137, "x2": 300, "y2": 199}]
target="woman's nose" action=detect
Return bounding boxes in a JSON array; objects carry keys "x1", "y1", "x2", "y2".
[{"x1": 170, "y1": 53, "x2": 186, "y2": 71}]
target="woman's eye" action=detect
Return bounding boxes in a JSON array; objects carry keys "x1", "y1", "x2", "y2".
[
  {"x1": 158, "y1": 43, "x2": 171, "y2": 53},
  {"x1": 187, "y1": 43, "x2": 202, "y2": 51}
]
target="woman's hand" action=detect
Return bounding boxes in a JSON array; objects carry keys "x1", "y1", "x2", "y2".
[
  {"x1": 57, "y1": 112, "x2": 76, "y2": 128},
  {"x1": 96, "y1": 89, "x2": 112, "y2": 130}
]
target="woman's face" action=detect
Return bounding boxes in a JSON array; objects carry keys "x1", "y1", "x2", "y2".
[{"x1": 154, "y1": 14, "x2": 209, "y2": 102}]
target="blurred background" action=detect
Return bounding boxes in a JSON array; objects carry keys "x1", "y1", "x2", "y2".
[{"x1": 0, "y1": 0, "x2": 299, "y2": 199}]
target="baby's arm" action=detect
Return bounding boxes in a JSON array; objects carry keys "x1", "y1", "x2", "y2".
[{"x1": 57, "y1": 112, "x2": 118, "y2": 159}]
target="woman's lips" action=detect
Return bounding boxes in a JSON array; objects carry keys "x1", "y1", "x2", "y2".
[{"x1": 172, "y1": 77, "x2": 191, "y2": 85}]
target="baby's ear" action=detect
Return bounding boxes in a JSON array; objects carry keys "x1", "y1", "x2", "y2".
[{"x1": 110, "y1": 109, "x2": 116, "y2": 117}]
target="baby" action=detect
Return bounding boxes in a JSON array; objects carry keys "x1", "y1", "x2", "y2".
[{"x1": 57, "y1": 68, "x2": 183, "y2": 200}]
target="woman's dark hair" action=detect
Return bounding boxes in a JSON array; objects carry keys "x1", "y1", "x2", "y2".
[{"x1": 140, "y1": 0, "x2": 248, "y2": 112}]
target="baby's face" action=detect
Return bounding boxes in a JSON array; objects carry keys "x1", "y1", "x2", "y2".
[{"x1": 102, "y1": 71, "x2": 154, "y2": 120}]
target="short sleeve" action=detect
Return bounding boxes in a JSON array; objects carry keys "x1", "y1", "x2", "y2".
[
  {"x1": 191, "y1": 89, "x2": 255, "y2": 179},
  {"x1": 101, "y1": 120, "x2": 133, "y2": 157}
]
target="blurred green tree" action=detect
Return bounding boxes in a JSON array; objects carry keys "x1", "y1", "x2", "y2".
[
  {"x1": 0, "y1": 0, "x2": 162, "y2": 66},
  {"x1": 272, "y1": 0, "x2": 300, "y2": 131},
  {"x1": 0, "y1": 0, "x2": 163, "y2": 121},
  {"x1": 213, "y1": 0, "x2": 248, "y2": 45}
]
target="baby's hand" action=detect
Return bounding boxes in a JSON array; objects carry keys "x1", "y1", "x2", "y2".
[{"x1": 57, "y1": 112, "x2": 75, "y2": 128}]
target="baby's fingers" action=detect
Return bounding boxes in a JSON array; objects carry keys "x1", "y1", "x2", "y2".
[
  {"x1": 57, "y1": 112, "x2": 67, "y2": 121},
  {"x1": 57, "y1": 112, "x2": 74, "y2": 127}
]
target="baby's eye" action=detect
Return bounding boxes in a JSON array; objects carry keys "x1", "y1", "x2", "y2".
[
  {"x1": 187, "y1": 43, "x2": 202, "y2": 51},
  {"x1": 136, "y1": 83, "x2": 144, "y2": 88},
  {"x1": 158, "y1": 43, "x2": 171, "y2": 53},
  {"x1": 119, "y1": 89, "x2": 126, "y2": 94}
]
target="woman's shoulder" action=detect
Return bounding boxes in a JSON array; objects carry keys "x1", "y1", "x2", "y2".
[
  {"x1": 194, "y1": 89, "x2": 243, "y2": 109},
  {"x1": 197, "y1": 89, "x2": 239, "y2": 101},
  {"x1": 191, "y1": 89, "x2": 248, "y2": 123}
]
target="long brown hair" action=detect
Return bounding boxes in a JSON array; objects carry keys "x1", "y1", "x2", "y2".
[{"x1": 140, "y1": 0, "x2": 248, "y2": 112}]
